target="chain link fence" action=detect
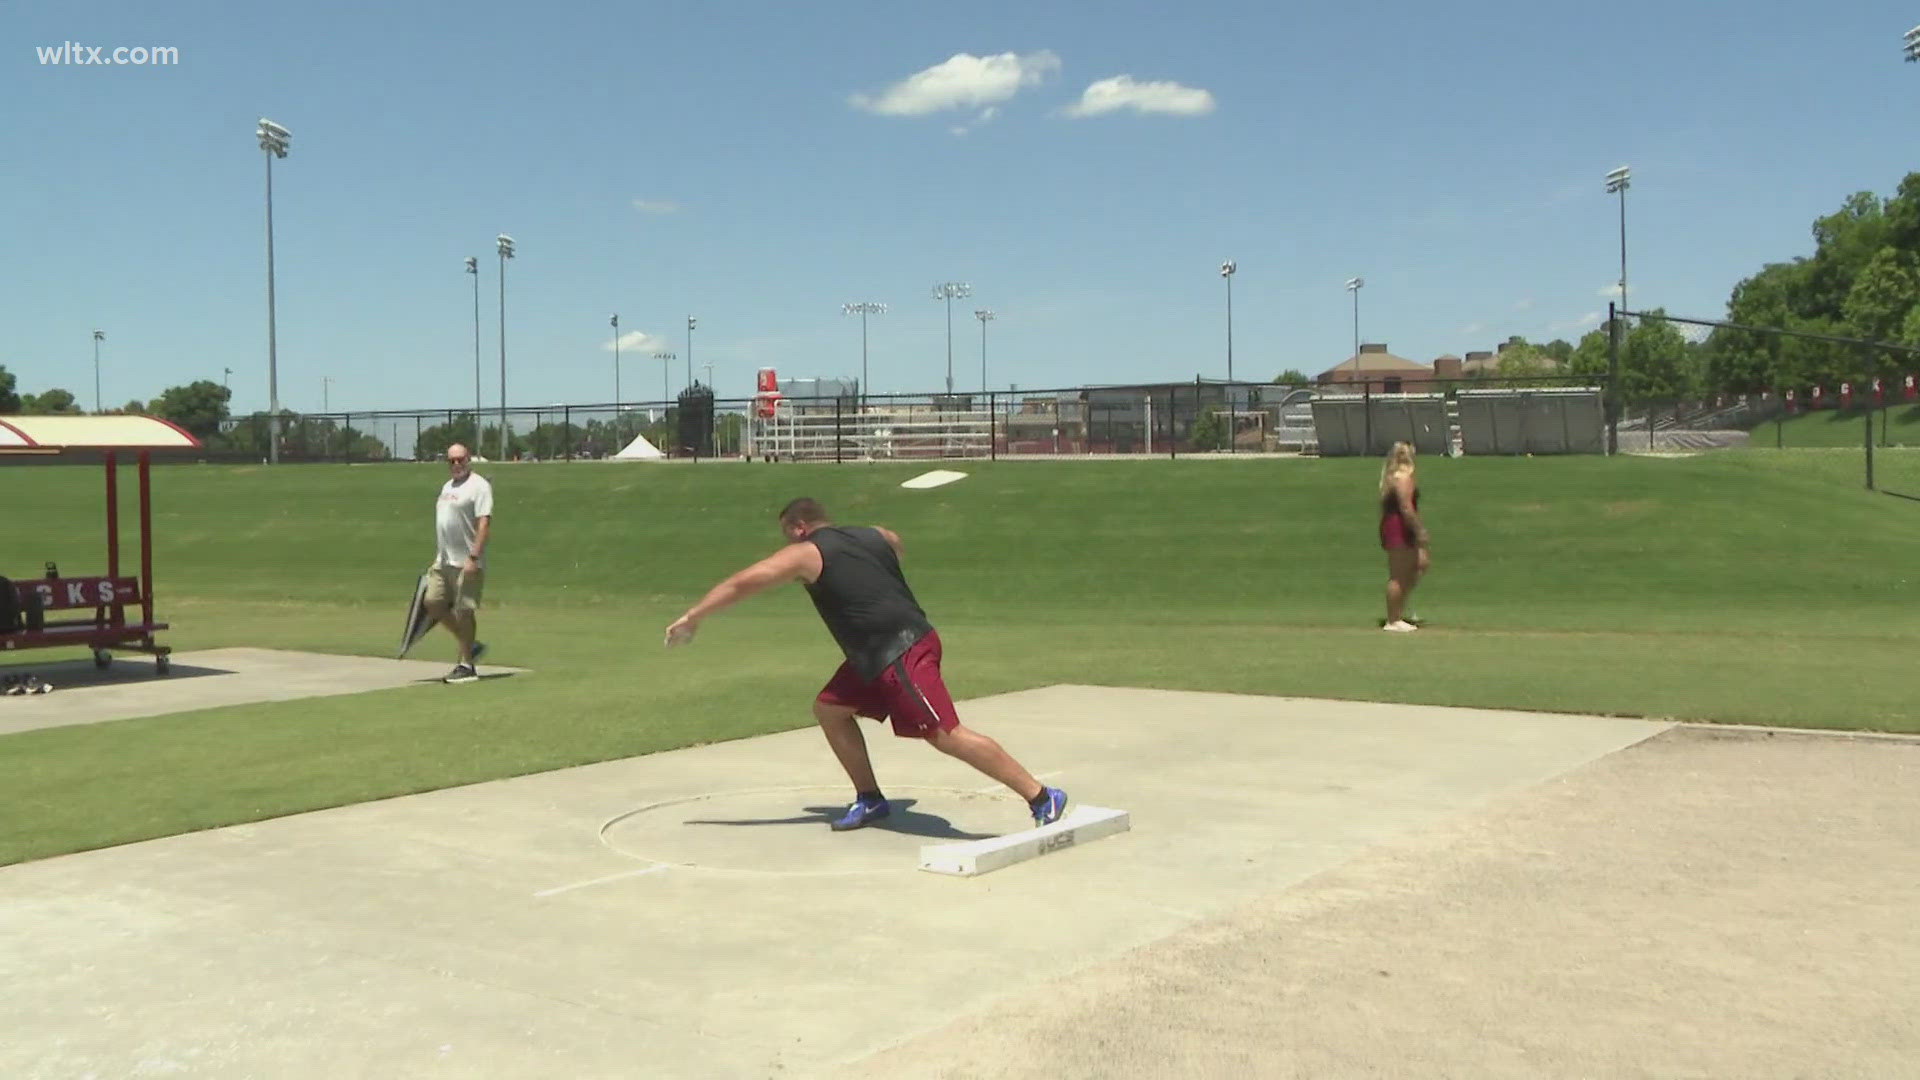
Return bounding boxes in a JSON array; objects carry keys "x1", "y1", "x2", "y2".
[
  {"x1": 1618, "y1": 306, "x2": 1920, "y2": 492},
  {"x1": 199, "y1": 374, "x2": 1649, "y2": 465}
]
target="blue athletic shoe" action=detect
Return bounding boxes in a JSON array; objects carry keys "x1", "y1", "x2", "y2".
[
  {"x1": 830, "y1": 797, "x2": 890, "y2": 831},
  {"x1": 1031, "y1": 787, "x2": 1069, "y2": 826}
]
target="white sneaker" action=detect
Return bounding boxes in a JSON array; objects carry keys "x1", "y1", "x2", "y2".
[{"x1": 1383, "y1": 620, "x2": 1418, "y2": 633}]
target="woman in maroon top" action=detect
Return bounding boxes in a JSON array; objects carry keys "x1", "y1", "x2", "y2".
[{"x1": 1378, "y1": 441, "x2": 1430, "y2": 632}]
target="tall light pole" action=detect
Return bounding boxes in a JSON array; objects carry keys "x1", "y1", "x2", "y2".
[
  {"x1": 256, "y1": 118, "x2": 290, "y2": 464},
  {"x1": 654, "y1": 351, "x2": 675, "y2": 408},
  {"x1": 932, "y1": 282, "x2": 971, "y2": 396},
  {"x1": 974, "y1": 309, "x2": 994, "y2": 393},
  {"x1": 222, "y1": 367, "x2": 232, "y2": 391},
  {"x1": 1220, "y1": 261, "x2": 1236, "y2": 384},
  {"x1": 91, "y1": 330, "x2": 104, "y2": 413},
  {"x1": 1221, "y1": 260, "x2": 1236, "y2": 453},
  {"x1": 465, "y1": 256, "x2": 481, "y2": 426},
  {"x1": 611, "y1": 314, "x2": 621, "y2": 404},
  {"x1": 496, "y1": 233, "x2": 515, "y2": 461},
  {"x1": 685, "y1": 316, "x2": 696, "y2": 392},
  {"x1": 1606, "y1": 166, "x2": 1631, "y2": 327},
  {"x1": 842, "y1": 301, "x2": 886, "y2": 407},
  {"x1": 1905, "y1": 24, "x2": 1919, "y2": 61},
  {"x1": 321, "y1": 375, "x2": 333, "y2": 413},
  {"x1": 1345, "y1": 277, "x2": 1364, "y2": 380}
]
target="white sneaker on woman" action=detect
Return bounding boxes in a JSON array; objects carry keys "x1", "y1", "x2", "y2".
[{"x1": 1383, "y1": 620, "x2": 1418, "y2": 632}]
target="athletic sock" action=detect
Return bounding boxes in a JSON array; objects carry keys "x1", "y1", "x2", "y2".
[{"x1": 857, "y1": 789, "x2": 884, "y2": 804}]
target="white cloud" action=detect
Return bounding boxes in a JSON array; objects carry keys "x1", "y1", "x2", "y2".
[
  {"x1": 949, "y1": 106, "x2": 1000, "y2": 137},
  {"x1": 851, "y1": 51, "x2": 1060, "y2": 116},
  {"x1": 1513, "y1": 298, "x2": 1536, "y2": 312},
  {"x1": 1549, "y1": 312, "x2": 1603, "y2": 333},
  {"x1": 1597, "y1": 282, "x2": 1624, "y2": 300},
  {"x1": 605, "y1": 330, "x2": 672, "y2": 353},
  {"x1": 632, "y1": 198, "x2": 681, "y2": 215},
  {"x1": 1461, "y1": 322, "x2": 1487, "y2": 336},
  {"x1": 1062, "y1": 75, "x2": 1216, "y2": 118}
]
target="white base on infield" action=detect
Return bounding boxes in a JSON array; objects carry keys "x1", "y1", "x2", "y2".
[
  {"x1": 919, "y1": 804, "x2": 1130, "y2": 876},
  {"x1": 900, "y1": 469, "x2": 968, "y2": 489}
]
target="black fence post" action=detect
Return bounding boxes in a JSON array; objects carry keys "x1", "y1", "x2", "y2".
[
  {"x1": 834, "y1": 395, "x2": 843, "y2": 465},
  {"x1": 1606, "y1": 302, "x2": 1622, "y2": 455},
  {"x1": 1363, "y1": 378, "x2": 1373, "y2": 455},
  {"x1": 1863, "y1": 355, "x2": 1876, "y2": 491},
  {"x1": 1159, "y1": 382, "x2": 1175, "y2": 457},
  {"x1": 989, "y1": 391, "x2": 997, "y2": 462}
]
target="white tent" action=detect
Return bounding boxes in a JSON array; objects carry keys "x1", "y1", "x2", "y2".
[{"x1": 613, "y1": 432, "x2": 666, "y2": 460}]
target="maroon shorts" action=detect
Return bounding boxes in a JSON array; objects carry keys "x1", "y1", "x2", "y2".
[
  {"x1": 815, "y1": 630, "x2": 959, "y2": 739},
  {"x1": 1380, "y1": 513, "x2": 1413, "y2": 550}
]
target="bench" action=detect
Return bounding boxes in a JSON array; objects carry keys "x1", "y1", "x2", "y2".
[{"x1": 4, "y1": 575, "x2": 172, "y2": 673}]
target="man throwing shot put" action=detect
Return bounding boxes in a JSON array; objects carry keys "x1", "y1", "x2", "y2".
[{"x1": 665, "y1": 497, "x2": 1068, "y2": 831}]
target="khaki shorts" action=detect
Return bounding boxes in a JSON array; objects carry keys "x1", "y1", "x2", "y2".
[{"x1": 426, "y1": 565, "x2": 485, "y2": 614}]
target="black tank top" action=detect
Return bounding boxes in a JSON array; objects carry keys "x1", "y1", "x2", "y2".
[{"x1": 803, "y1": 526, "x2": 934, "y2": 680}]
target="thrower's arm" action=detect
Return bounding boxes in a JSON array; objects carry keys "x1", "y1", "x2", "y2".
[{"x1": 666, "y1": 542, "x2": 823, "y2": 644}]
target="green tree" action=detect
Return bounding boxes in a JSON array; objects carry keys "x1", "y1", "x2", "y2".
[
  {"x1": 1568, "y1": 327, "x2": 1610, "y2": 379},
  {"x1": 416, "y1": 414, "x2": 484, "y2": 460},
  {"x1": 1564, "y1": 314, "x2": 1703, "y2": 405},
  {"x1": 1803, "y1": 191, "x2": 1890, "y2": 320},
  {"x1": 0, "y1": 366, "x2": 18, "y2": 412},
  {"x1": 21, "y1": 388, "x2": 82, "y2": 414},
  {"x1": 149, "y1": 380, "x2": 231, "y2": 441},
  {"x1": 1621, "y1": 311, "x2": 1701, "y2": 406},
  {"x1": 1883, "y1": 171, "x2": 1920, "y2": 254},
  {"x1": 1495, "y1": 340, "x2": 1553, "y2": 379},
  {"x1": 1842, "y1": 248, "x2": 1920, "y2": 344},
  {"x1": 1273, "y1": 369, "x2": 1310, "y2": 385},
  {"x1": 1189, "y1": 407, "x2": 1227, "y2": 450},
  {"x1": 1704, "y1": 262, "x2": 1805, "y2": 393}
]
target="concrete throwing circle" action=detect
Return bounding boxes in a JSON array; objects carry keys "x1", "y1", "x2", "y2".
[{"x1": 599, "y1": 785, "x2": 1018, "y2": 875}]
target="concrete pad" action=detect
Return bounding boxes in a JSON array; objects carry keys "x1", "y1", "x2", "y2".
[
  {"x1": 846, "y1": 725, "x2": 1920, "y2": 1079},
  {"x1": 0, "y1": 647, "x2": 528, "y2": 734},
  {"x1": 0, "y1": 686, "x2": 1668, "y2": 1078}
]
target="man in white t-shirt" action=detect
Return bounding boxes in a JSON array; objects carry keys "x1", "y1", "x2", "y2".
[{"x1": 426, "y1": 443, "x2": 493, "y2": 684}]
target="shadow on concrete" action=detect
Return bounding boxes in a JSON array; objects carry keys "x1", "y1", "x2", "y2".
[
  {"x1": 683, "y1": 798, "x2": 998, "y2": 841},
  {"x1": 0, "y1": 659, "x2": 233, "y2": 690}
]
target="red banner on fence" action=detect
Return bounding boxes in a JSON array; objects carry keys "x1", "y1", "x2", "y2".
[
  {"x1": 1841, "y1": 382, "x2": 1853, "y2": 408},
  {"x1": 1873, "y1": 377, "x2": 1884, "y2": 405},
  {"x1": 1907, "y1": 374, "x2": 1918, "y2": 401}
]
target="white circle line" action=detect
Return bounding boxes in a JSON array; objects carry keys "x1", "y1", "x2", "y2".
[{"x1": 595, "y1": 784, "x2": 999, "y2": 878}]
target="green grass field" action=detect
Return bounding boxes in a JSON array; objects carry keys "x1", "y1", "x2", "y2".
[{"x1": 2, "y1": 451, "x2": 1915, "y2": 866}]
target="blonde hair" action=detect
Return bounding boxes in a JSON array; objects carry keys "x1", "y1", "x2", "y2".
[{"x1": 1379, "y1": 441, "x2": 1416, "y2": 495}]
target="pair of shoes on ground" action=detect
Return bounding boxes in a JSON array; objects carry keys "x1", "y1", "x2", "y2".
[
  {"x1": 444, "y1": 642, "x2": 487, "y2": 684},
  {"x1": 4, "y1": 674, "x2": 52, "y2": 695},
  {"x1": 830, "y1": 786, "x2": 1070, "y2": 831}
]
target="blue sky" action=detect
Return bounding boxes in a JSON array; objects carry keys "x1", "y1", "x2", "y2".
[{"x1": 6, "y1": 0, "x2": 1919, "y2": 417}]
